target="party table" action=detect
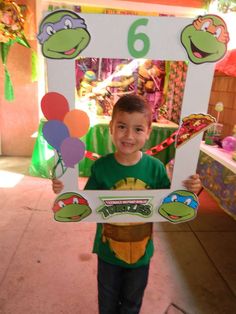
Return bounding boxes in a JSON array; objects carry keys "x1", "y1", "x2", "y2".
[
  {"x1": 197, "y1": 142, "x2": 236, "y2": 219},
  {"x1": 29, "y1": 117, "x2": 178, "y2": 178}
]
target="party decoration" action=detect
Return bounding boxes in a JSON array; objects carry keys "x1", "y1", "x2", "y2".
[
  {"x1": 181, "y1": 14, "x2": 229, "y2": 64},
  {"x1": 64, "y1": 109, "x2": 90, "y2": 138},
  {"x1": 215, "y1": 101, "x2": 224, "y2": 123},
  {"x1": 215, "y1": 49, "x2": 236, "y2": 77},
  {"x1": 146, "y1": 113, "x2": 216, "y2": 156},
  {"x1": 222, "y1": 136, "x2": 236, "y2": 152},
  {"x1": 60, "y1": 137, "x2": 85, "y2": 168},
  {"x1": 137, "y1": 59, "x2": 165, "y2": 122},
  {"x1": 215, "y1": 101, "x2": 224, "y2": 113},
  {"x1": 164, "y1": 61, "x2": 187, "y2": 124},
  {"x1": 205, "y1": 122, "x2": 223, "y2": 146},
  {"x1": 37, "y1": 10, "x2": 229, "y2": 223},
  {"x1": 42, "y1": 120, "x2": 70, "y2": 152},
  {"x1": 37, "y1": 9, "x2": 90, "y2": 59},
  {"x1": 233, "y1": 124, "x2": 236, "y2": 137},
  {"x1": 52, "y1": 192, "x2": 92, "y2": 222},
  {"x1": 41, "y1": 92, "x2": 69, "y2": 121},
  {"x1": 40, "y1": 91, "x2": 90, "y2": 177},
  {"x1": 0, "y1": 0, "x2": 30, "y2": 100},
  {"x1": 232, "y1": 151, "x2": 236, "y2": 161},
  {"x1": 158, "y1": 190, "x2": 198, "y2": 223}
]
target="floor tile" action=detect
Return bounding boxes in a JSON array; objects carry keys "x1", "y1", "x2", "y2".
[
  {"x1": 0, "y1": 158, "x2": 235, "y2": 314},
  {"x1": 189, "y1": 190, "x2": 236, "y2": 232},
  {"x1": 196, "y1": 231, "x2": 236, "y2": 296},
  {"x1": 0, "y1": 212, "x2": 97, "y2": 314},
  {"x1": 142, "y1": 232, "x2": 236, "y2": 314}
]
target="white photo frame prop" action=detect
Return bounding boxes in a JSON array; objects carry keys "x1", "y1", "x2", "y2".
[{"x1": 38, "y1": 11, "x2": 229, "y2": 223}]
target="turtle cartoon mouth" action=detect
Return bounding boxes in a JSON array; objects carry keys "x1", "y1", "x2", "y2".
[
  {"x1": 189, "y1": 37, "x2": 213, "y2": 59},
  {"x1": 68, "y1": 215, "x2": 81, "y2": 220},
  {"x1": 48, "y1": 37, "x2": 85, "y2": 55},
  {"x1": 58, "y1": 215, "x2": 81, "y2": 220},
  {"x1": 64, "y1": 47, "x2": 76, "y2": 55},
  {"x1": 161, "y1": 208, "x2": 190, "y2": 220}
]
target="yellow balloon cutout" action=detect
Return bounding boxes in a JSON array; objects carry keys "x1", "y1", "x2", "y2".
[{"x1": 64, "y1": 109, "x2": 90, "y2": 138}]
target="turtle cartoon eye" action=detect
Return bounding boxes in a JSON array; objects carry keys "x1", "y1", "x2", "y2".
[
  {"x1": 201, "y1": 21, "x2": 210, "y2": 31},
  {"x1": 184, "y1": 198, "x2": 192, "y2": 206},
  {"x1": 58, "y1": 201, "x2": 65, "y2": 208},
  {"x1": 73, "y1": 197, "x2": 79, "y2": 204},
  {"x1": 214, "y1": 27, "x2": 222, "y2": 38},
  {"x1": 64, "y1": 18, "x2": 73, "y2": 29},
  {"x1": 46, "y1": 25, "x2": 56, "y2": 36},
  {"x1": 171, "y1": 195, "x2": 178, "y2": 202}
]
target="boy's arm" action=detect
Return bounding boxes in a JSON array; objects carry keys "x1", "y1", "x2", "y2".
[
  {"x1": 182, "y1": 174, "x2": 202, "y2": 195},
  {"x1": 52, "y1": 161, "x2": 99, "y2": 194}
]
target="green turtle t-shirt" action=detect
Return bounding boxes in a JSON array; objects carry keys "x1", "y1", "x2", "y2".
[{"x1": 85, "y1": 153, "x2": 170, "y2": 268}]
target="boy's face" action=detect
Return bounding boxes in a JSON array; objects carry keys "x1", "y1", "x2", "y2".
[{"x1": 110, "y1": 110, "x2": 151, "y2": 157}]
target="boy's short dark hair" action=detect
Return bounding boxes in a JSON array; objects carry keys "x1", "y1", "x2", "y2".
[{"x1": 112, "y1": 94, "x2": 152, "y2": 126}]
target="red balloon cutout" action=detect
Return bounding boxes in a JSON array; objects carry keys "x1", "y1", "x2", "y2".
[{"x1": 41, "y1": 92, "x2": 69, "y2": 121}]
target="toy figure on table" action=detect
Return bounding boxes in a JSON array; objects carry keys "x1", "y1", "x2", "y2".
[
  {"x1": 137, "y1": 60, "x2": 165, "y2": 122},
  {"x1": 77, "y1": 70, "x2": 107, "y2": 116},
  {"x1": 99, "y1": 62, "x2": 136, "y2": 116},
  {"x1": 108, "y1": 63, "x2": 135, "y2": 95}
]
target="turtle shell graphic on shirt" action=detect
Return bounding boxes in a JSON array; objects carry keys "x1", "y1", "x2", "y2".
[{"x1": 112, "y1": 177, "x2": 150, "y2": 190}]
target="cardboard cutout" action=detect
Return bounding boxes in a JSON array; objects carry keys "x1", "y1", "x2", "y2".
[
  {"x1": 53, "y1": 192, "x2": 92, "y2": 222},
  {"x1": 37, "y1": 10, "x2": 90, "y2": 59},
  {"x1": 181, "y1": 14, "x2": 229, "y2": 64},
  {"x1": 37, "y1": 10, "x2": 229, "y2": 223},
  {"x1": 158, "y1": 190, "x2": 198, "y2": 223}
]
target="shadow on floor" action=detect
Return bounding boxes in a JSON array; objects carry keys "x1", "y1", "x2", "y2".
[{"x1": 0, "y1": 156, "x2": 235, "y2": 314}]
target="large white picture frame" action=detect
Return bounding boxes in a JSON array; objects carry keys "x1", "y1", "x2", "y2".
[{"x1": 38, "y1": 11, "x2": 229, "y2": 222}]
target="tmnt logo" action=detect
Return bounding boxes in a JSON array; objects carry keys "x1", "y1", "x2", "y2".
[
  {"x1": 37, "y1": 10, "x2": 90, "y2": 59},
  {"x1": 181, "y1": 14, "x2": 229, "y2": 64},
  {"x1": 97, "y1": 197, "x2": 153, "y2": 219},
  {"x1": 52, "y1": 192, "x2": 92, "y2": 222},
  {"x1": 158, "y1": 190, "x2": 198, "y2": 223}
]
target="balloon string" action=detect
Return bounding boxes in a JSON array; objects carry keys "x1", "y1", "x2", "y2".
[{"x1": 51, "y1": 152, "x2": 67, "y2": 179}]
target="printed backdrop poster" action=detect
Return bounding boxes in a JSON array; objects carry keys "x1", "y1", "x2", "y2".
[{"x1": 37, "y1": 10, "x2": 229, "y2": 223}]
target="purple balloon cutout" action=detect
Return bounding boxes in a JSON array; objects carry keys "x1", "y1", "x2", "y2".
[
  {"x1": 42, "y1": 120, "x2": 70, "y2": 152},
  {"x1": 60, "y1": 137, "x2": 85, "y2": 168}
]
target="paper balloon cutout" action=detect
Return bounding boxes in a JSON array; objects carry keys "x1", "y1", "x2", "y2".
[
  {"x1": 43, "y1": 120, "x2": 70, "y2": 152},
  {"x1": 64, "y1": 109, "x2": 90, "y2": 138},
  {"x1": 60, "y1": 137, "x2": 85, "y2": 168},
  {"x1": 41, "y1": 92, "x2": 69, "y2": 121}
]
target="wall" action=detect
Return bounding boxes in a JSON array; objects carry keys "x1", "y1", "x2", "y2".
[
  {"x1": 0, "y1": 0, "x2": 38, "y2": 156},
  {"x1": 0, "y1": 1, "x2": 235, "y2": 156},
  {"x1": 209, "y1": 73, "x2": 236, "y2": 138}
]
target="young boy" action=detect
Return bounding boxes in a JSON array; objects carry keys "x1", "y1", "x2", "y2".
[{"x1": 52, "y1": 94, "x2": 202, "y2": 314}]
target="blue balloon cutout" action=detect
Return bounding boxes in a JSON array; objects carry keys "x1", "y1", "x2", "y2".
[{"x1": 42, "y1": 120, "x2": 70, "y2": 152}]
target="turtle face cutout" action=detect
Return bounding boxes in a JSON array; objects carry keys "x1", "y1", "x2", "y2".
[
  {"x1": 37, "y1": 10, "x2": 90, "y2": 59},
  {"x1": 158, "y1": 190, "x2": 198, "y2": 223},
  {"x1": 181, "y1": 14, "x2": 229, "y2": 64},
  {"x1": 53, "y1": 192, "x2": 92, "y2": 222}
]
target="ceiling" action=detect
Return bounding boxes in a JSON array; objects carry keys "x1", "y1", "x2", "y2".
[
  {"x1": 119, "y1": 0, "x2": 204, "y2": 8},
  {"x1": 41, "y1": 0, "x2": 205, "y2": 17}
]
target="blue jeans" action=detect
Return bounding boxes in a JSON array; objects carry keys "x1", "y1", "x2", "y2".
[{"x1": 97, "y1": 257, "x2": 150, "y2": 314}]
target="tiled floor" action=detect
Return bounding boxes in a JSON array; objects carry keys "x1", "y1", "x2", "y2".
[{"x1": 0, "y1": 156, "x2": 235, "y2": 314}]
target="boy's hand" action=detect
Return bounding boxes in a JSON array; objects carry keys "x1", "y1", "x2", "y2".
[
  {"x1": 182, "y1": 174, "x2": 202, "y2": 195},
  {"x1": 52, "y1": 179, "x2": 64, "y2": 194}
]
